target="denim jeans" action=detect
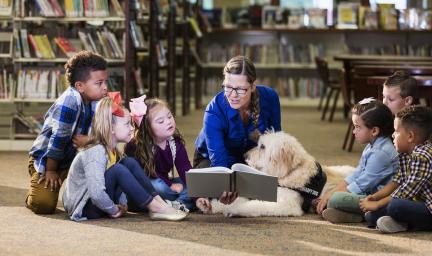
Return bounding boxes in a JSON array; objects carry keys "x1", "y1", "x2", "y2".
[
  {"x1": 82, "y1": 157, "x2": 158, "y2": 219},
  {"x1": 150, "y1": 177, "x2": 195, "y2": 210},
  {"x1": 365, "y1": 198, "x2": 432, "y2": 231}
]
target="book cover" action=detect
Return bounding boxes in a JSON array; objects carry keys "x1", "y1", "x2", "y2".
[{"x1": 186, "y1": 163, "x2": 278, "y2": 202}]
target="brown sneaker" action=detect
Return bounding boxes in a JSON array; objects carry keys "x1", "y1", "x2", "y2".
[{"x1": 322, "y1": 208, "x2": 363, "y2": 223}]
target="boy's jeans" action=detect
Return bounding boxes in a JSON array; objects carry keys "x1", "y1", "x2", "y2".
[{"x1": 151, "y1": 177, "x2": 195, "y2": 210}]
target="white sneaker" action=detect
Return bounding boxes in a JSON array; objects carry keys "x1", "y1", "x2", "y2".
[
  {"x1": 376, "y1": 216, "x2": 408, "y2": 233},
  {"x1": 165, "y1": 200, "x2": 190, "y2": 213}
]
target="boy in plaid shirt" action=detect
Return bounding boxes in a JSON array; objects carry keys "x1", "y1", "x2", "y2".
[
  {"x1": 26, "y1": 51, "x2": 108, "y2": 214},
  {"x1": 360, "y1": 105, "x2": 432, "y2": 233}
]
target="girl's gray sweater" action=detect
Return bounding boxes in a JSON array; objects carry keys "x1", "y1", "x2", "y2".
[{"x1": 62, "y1": 144, "x2": 126, "y2": 221}]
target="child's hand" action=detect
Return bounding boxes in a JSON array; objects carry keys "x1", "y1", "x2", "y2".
[
  {"x1": 170, "y1": 183, "x2": 183, "y2": 193},
  {"x1": 111, "y1": 205, "x2": 127, "y2": 218},
  {"x1": 316, "y1": 192, "x2": 331, "y2": 214},
  {"x1": 72, "y1": 135, "x2": 89, "y2": 148},
  {"x1": 359, "y1": 199, "x2": 379, "y2": 212},
  {"x1": 196, "y1": 198, "x2": 212, "y2": 214},
  {"x1": 363, "y1": 195, "x2": 376, "y2": 201},
  {"x1": 38, "y1": 170, "x2": 62, "y2": 191}
]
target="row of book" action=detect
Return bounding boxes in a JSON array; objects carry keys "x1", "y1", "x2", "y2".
[
  {"x1": 14, "y1": 68, "x2": 126, "y2": 101},
  {"x1": 203, "y1": 4, "x2": 432, "y2": 31},
  {"x1": 0, "y1": 69, "x2": 12, "y2": 100},
  {"x1": 203, "y1": 76, "x2": 323, "y2": 99},
  {"x1": 130, "y1": 20, "x2": 147, "y2": 49},
  {"x1": 0, "y1": 0, "x2": 12, "y2": 16},
  {"x1": 337, "y1": 3, "x2": 432, "y2": 30},
  {"x1": 202, "y1": 43, "x2": 325, "y2": 65},
  {"x1": 15, "y1": 0, "x2": 124, "y2": 17},
  {"x1": 14, "y1": 28, "x2": 124, "y2": 59},
  {"x1": 348, "y1": 44, "x2": 432, "y2": 57},
  {"x1": 16, "y1": 69, "x2": 66, "y2": 100}
]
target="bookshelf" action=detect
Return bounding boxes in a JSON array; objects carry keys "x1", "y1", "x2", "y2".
[
  {"x1": 197, "y1": 27, "x2": 432, "y2": 100},
  {"x1": 0, "y1": 0, "x2": 138, "y2": 146}
]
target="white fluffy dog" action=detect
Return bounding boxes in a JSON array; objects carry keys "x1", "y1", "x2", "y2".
[{"x1": 208, "y1": 131, "x2": 354, "y2": 217}]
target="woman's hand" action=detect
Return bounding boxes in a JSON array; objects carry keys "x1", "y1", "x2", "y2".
[
  {"x1": 196, "y1": 198, "x2": 212, "y2": 214},
  {"x1": 219, "y1": 191, "x2": 238, "y2": 205},
  {"x1": 170, "y1": 183, "x2": 184, "y2": 193}
]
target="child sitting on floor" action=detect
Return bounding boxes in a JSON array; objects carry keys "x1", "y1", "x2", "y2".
[
  {"x1": 62, "y1": 94, "x2": 187, "y2": 221},
  {"x1": 360, "y1": 105, "x2": 432, "y2": 233},
  {"x1": 125, "y1": 98, "x2": 198, "y2": 212},
  {"x1": 317, "y1": 99, "x2": 399, "y2": 224}
]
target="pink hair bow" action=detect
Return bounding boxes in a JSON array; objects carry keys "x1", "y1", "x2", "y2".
[
  {"x1": 107, "y1": 91, "x2": 124, "y2": 117},
  {"x1": 130, "y1": 95, "x2": 147, "y2": 126}
]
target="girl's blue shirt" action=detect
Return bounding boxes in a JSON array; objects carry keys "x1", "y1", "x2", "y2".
[
  {"x1": 345, "y1": 136, "x2": 399, "y2": 195},
  {"x1": 195, "y1": 85, "x2": 281, "y2": 168}
]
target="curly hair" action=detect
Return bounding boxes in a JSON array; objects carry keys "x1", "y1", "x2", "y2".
[
  {"x1": 351, "y1": 99, "x2": 394, "y2": 137},
  {"x1": 133, "y1": 98, "x2": 185, "y2": 178},
  {"x1": 64, "y1": 50, "x2": 107, "y2": 87},
  {"x1": 396, "y1": 105, "x2": 432, "y2": 142},
  {"x1": 384, "y1": 70, "x2": 418, "y2": 100},
  {"x1": 223, "y1": 56, "x2": 260, "y2": 141}
]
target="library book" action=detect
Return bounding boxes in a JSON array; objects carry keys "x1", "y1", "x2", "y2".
[{"x1": 186, "y1": 163, "x2": 278, "y2": 202}]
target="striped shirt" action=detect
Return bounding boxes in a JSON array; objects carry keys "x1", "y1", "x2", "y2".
[
  {"x1": 29, "y1": 87, "x2": 95, "y2": 174},
  {"x1": 391, "y1": 141, "x2": 432, "y2": 213}
]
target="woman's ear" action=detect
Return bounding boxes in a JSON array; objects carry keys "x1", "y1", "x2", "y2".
[
  {"x1": 404, "y1": 96, "x2": 413, "y2": 106},
  {"x1": 251, "y1": 81, "x2": 257, "y2": 92}
]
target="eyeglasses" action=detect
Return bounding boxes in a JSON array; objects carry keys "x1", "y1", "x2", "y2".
[{"x1": 221, "y1": 85, "x2": 250, "y2": 96}]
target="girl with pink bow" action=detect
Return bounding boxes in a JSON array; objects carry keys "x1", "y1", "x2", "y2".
[
  {"x1": 125, "y1": 98, "x2": 198, "y2": 212},
  {"x1": 62, "y1": 93, "x2": 188, "y2": 221}
]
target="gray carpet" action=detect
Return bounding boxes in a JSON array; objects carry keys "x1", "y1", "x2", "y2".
[{"x1": 1, "y1": 104, "x2": 431, "y2": 256}]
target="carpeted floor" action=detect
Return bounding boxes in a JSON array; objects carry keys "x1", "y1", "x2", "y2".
[{"x1": 1, "y1": 103, "x2": 431, "y2": 256}]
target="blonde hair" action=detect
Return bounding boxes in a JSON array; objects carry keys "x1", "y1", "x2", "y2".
[
  {"x1": 84, "y1": 97, "x2": 124, "y2": 157},
  {"x1": 133, "y1": 98, "x2": 185, "y2": 178},
  {"x1": 223, "y1": 56, "x2": 260, "y2": 142}
]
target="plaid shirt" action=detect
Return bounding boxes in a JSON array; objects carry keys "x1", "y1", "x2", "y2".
[
  {"x1": 29, "y1": 87, "x2": 95, "y2": 174},
  {"x1": 391, "y1": 140, "x2": 432, "y2": 214}
]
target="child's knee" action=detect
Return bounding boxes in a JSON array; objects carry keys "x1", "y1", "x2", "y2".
[
  {"x1": 26, "y1": 192, "x2": 58, "y2": 214},
  {"x1": 387, "y1": 199, "x2": 404, "y2": 217}
]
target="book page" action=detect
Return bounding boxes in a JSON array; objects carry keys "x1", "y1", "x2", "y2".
[
  {"x1": 188, "y1": 166, "x2": 233, "y2": 174},
  {"x1": 232, "y1": 163, "x2": 271, "y2": 176}
]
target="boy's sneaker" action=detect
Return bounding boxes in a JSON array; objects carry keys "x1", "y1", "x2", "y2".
[
  {"x1": 376, "y1": 216, "x2": 408, "y2": 233},
  {"x1": 322, "y1": 208, "x2": 363, "y2": 223},
  {"x1": 165, "y1": 200, "x2": 190, "y2": 213}
]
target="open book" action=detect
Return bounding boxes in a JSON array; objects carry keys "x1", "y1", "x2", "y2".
[{"x1": 186, "y1": 163, "x2": 278, "y2": 202}]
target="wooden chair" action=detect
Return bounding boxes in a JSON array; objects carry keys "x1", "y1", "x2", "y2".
[{"x1": 315, "y1": 57, "x2": 341, "y2": 122}]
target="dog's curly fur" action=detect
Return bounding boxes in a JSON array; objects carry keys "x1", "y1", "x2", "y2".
[{"x1": 207, "y1": 131, "x2": 354, "y2": 217}]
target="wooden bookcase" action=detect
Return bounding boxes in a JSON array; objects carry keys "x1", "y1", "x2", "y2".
[{"x1": 197, "y1": 27, "x2": 432, "y2": 102}]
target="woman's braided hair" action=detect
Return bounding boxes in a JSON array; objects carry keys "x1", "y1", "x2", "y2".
[{"x1": 223, "y1": 56, "x2": 260, "y2": 142}]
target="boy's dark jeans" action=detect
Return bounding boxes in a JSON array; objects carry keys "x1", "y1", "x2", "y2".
[{"x1": 365, "y1": 198, "x2": 432, "y2": 231}]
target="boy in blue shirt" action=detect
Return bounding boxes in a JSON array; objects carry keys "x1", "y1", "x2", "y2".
[{"x1": 26, "y1": 51, "x2": 108, "y2": 214}]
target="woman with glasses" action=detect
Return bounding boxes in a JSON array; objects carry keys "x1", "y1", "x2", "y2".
[{"x1": 193, "y1": 56, "x2": 281, "y2": 210}]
